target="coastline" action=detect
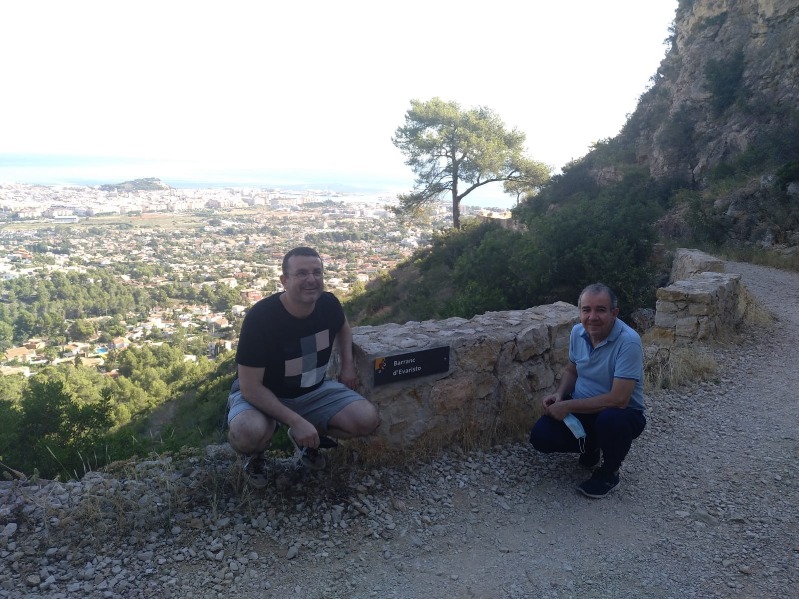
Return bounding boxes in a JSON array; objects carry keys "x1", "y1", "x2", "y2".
[{"x1": 0, "y1": 154, "x2": 516, "y2": 210}]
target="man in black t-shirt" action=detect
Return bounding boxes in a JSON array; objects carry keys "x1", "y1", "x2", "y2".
[{"x1": 227, "y1": 247, "x2": 379, "y2": 486}]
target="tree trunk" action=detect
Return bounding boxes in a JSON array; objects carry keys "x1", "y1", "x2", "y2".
[{"x1": 451, "y1": 165, "x2": 460, "y2": 229}]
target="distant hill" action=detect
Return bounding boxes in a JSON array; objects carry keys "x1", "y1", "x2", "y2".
[{"x1": 99, "y1": 177, "x2": 171, "y2": 192}]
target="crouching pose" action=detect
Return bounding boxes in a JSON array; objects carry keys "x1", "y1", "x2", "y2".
[
  {"x1": 227, "y1": 247, "x2": 379, "y2": 487},
  {"x1": 529, "y1": 283, "x2": 646, "y2": 498}
]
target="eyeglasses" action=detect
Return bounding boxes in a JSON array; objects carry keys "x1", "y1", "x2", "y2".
[{"x1": 289, "y1": 269, "x2": 324, "y2": 279}]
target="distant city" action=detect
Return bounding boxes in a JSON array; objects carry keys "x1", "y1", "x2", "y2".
[
  {"x1": 0, "y1": 176, "x2": 513, "y2": 378},
  {"x1": 0, "y1": 153, "x2": 518, "y2": 210}
]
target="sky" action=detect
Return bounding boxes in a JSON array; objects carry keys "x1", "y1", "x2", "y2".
[{"x1": 0, "y1": 0, "x2": 678, "y2": 206}]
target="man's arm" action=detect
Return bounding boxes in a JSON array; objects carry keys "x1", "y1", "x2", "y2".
[
  {"x1": 237, "y1": 364, "x2": 320, "y2": 447},
  {"x1": 336, "y1": 318, "x2": 357, "y2": 389},
  {"x1": 542, "y1": 361, "x2": 578, "y2": 407},
  {"x1": 546, "y1": 377, "x2": 636, "y2": 420}
]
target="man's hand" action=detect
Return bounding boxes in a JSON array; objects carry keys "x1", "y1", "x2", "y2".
[
  {"x1": 289, "y1": 418, "x2": 320, "y2": 449},
  {"x1": 543, "y1": 394, "x2": 569, "y2": 421},
  {"x1": 542, "y1": 392, "x2": 561, "y2": 408},
  {"x1": 339, "y1": 363, "x2": 357, "y2": 390}
]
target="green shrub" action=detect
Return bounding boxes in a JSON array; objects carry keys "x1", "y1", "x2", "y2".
[
  {"x1": 705, "y1": 49, "x2": 745, "y2": 115},
  {"x1": 776, "y1": 161, "x2": 799, "y2": 191},
  {"x1": 527, "y1": 190, "x2": 661, "y2": 317},
  {"x1": 685, "y1": 195, "x2": 727, "y2": 245}
]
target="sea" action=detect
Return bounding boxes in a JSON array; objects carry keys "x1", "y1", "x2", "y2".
[{"x1": 0, "y1": 154, "x2": 517, "y2": 210}]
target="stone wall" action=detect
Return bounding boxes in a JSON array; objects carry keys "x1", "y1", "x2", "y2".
[
  {"x1": 668, "y1": 248, "x2": 725, "y2": 284},
  {"x1": 335, "y1": 248, "x2": 744, "y2": 451},
  {"x1": 333, "y1": 303, "x2": 578, "y2": 450},
  {"x1": 652, "y1": 249, "x2": 745, "y2": 345}
]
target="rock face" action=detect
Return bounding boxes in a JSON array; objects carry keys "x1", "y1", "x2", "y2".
[{"x1": 632, "y1": 0, "x2": 799, "y2": 184}]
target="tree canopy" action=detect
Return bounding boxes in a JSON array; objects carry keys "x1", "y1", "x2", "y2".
[{"x1": 392, "y1": 97, "x2": 550, "y2": 228}]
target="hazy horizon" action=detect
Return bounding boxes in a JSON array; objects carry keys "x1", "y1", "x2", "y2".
[
  {"x1": 1, "y1": 1, "x2": 678, "y2": 214},
  {"x1": 0, "y1": 153, "x2": 519, "y2": 210}
]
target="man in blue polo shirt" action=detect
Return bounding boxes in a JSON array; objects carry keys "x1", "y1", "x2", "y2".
[{"x1": 529, "y1": 283, "x2": 646, "y2": 498}]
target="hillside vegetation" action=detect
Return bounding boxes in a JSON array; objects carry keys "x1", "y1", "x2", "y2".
[
  {"x1": 99, "y1": 177, "x2": 171, "y2": 192},
  {"x1": 347, "y1": 0, "x2": 799, "y2": 326}
]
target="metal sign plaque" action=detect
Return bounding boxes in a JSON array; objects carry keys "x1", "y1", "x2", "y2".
[{"x1": 373, "y1": 346, "x2": 450, "y2": 386}]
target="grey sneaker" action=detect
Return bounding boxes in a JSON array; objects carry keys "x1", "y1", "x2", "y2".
[
  {"x1": 242, "y1": 453, "x2": 268, "y2": 488},
  {"x1": 287, "y1": 428, "x2": 331, "y2": 470}
]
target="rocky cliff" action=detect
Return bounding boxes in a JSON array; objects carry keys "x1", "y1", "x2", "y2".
[
  {"x1": 631, "y1": 0, "x2": 799, "y2": 184},
  {"x1": 517, "y1": 0, "x2": 799, "y2": 250}
]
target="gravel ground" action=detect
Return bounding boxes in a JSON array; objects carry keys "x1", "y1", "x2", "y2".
[{"x1": 1, "y1": 259, "x2": 797, "y2": 599}]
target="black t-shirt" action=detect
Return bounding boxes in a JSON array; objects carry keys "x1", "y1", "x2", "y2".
[{"x1": 235, "y1": 292, "x2": 345, "y2": 398}]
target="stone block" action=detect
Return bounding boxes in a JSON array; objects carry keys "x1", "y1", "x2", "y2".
[
  {"x1": 525, "y1": 357, "x2": 555, "y2": 391},
  {"x1": 514, "y1": 323, "x2": 550, "y2": 361},
  {"x1": 454, "y1": 336, "x2": 502, "y2": 373},
  {"x1": 654, "y1": 310, "x2": 677, "y2": 328},
  {"x1": 657, "y1": 287, "x2": 689, "y2": 302},
  {"x1": 669, "y1": 248, "x2": 724, "y2": 283},
  {"x1": 655, "y1": 256, "x2": 745, "y2": 346},
  {"x1": 656, "y1": 299, "x2": 679, "y2": 313},
  {"x1": 687, "y1": 290, "x2": 713, "y2": 303},
  {"x1": 429, "y1": 377, "x2": 477, "y2": 414},
  {"x1": 697, "y1": 318, "x2": 716, "y2": 339},
  {"x1": 650, "y1": 327, "x2": 675, "y2": 345},
  {"x1": 688, "y1": 302, "x2": 712, "y2": 316},
  {"x1": 675, "y1": 316, "x2": 698, "y2": 337}
]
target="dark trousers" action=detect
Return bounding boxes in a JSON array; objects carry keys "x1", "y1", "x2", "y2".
[{"x1": 529, "y1": 408, "x2": 646, "y2": 474}]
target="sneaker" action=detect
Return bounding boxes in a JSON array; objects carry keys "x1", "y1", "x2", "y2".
[
  {"x1": 318, "y1": 436, "x2": 339, "y2": 450},
  {"x1": 299, "y1": 447, "x2": 327, "y2": 470},
  {"x1": 287, "y1": 428, "x2": 334, "y2": 470},
  {"x1": 577, "y1": 469, "x2": 620, "y2": 498},
  {"x1": 578, "y1": 449, "x2": 601, "y2": 469},
  {"x1": 242, "y1": 453, "x2": 268, "y2": 488}
]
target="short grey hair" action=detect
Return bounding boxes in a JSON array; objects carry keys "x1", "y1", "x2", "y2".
[{"x1": 578, "y1": 283, "x2": 618, "y2": 310}]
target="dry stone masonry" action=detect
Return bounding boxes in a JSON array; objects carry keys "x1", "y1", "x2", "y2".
[
  {"x1": 334, "y1": 303, "x2": 579, "y2": 451},
  {"x1": 667, "y1": 248, "x2": 726, "y2": 284},
  {"x1": 652, "y1": 249, "x2": 745, "y2": 345}
]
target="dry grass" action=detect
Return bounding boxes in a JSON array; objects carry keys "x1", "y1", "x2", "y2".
[
  {"x1": 458, "y1": 397, "x2": 533, "y2": 450},
  {"x1": 644, "y1": 344, "x2": 719, "y2": 392},
  {"x1": 7, "y1": 398, "x2": 529, "y2": 553},
  {"x1": 328, "y1": 395, "x2": 534, "y2": 471},
  {"x1": 10, "y1": 447, "x2": 245, "y2": 548},
  {"x1": 739, "y1": 286, "x2": 776, "y2": 329},
  {"x1": 643, "y1": 283, "x2": 777, "y2": 392},
  {"x1": 717, "y1": 245, "x2": 799, "y2": 273}
]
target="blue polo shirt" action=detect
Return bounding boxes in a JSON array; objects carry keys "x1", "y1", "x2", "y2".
[{"x1": 569, "y1": 318, "x2": 645, "y2": 413}]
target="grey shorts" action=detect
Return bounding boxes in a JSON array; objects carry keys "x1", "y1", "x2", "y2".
[{"x1": 227, "y1": 379, "x2": 365, "y2": 432}]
